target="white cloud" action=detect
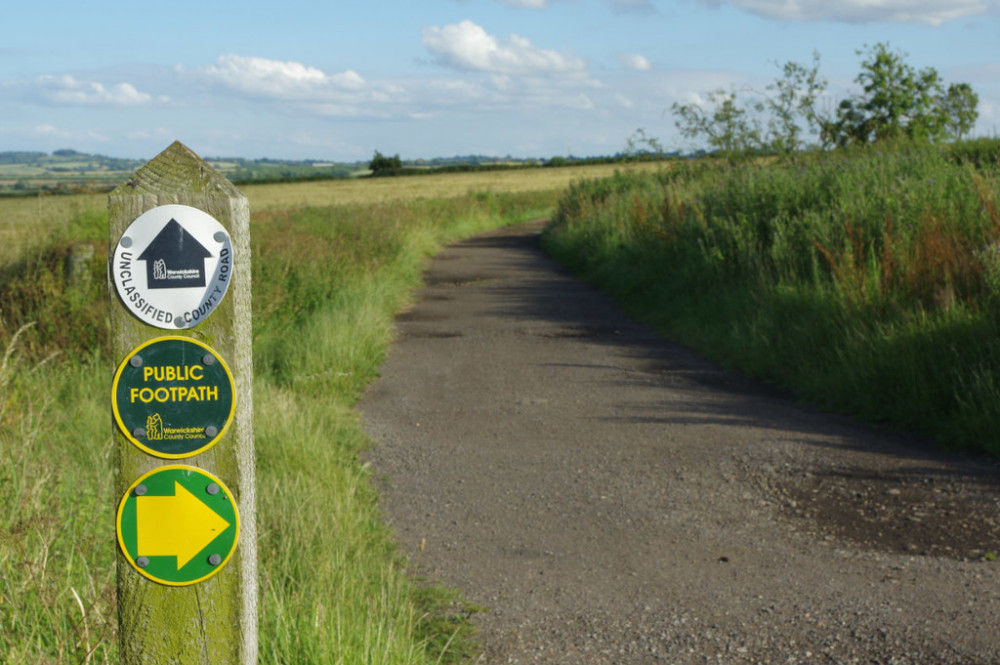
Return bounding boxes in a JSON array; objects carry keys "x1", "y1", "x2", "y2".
[
  {"x1": 678, "y1": 90, "x2": 707, "y2": 107},
  {"x1": 947, "y1": 61, "x2": 1000, "y2": 83},
  {"x1": 422, "y1": 20, "x2": 589, "y2": 77},
  {"x1": 32, "y1": 124, "x2": 62, "y2": 136},
  {"x1": 34, "y1": 75, "x2": 158, "y2": 106},
  {"x1": 125, "y1": 127, "x2": 172, "y2": 142},
  {"x1": 699, "y1": 0, "x2": 992, "y2": 25},
  {"x1": 497, "y1": 0, "x2": 553, "y2": 7},
  {"x1": 185, "y1": 54, "x2": 415, "y2": 118},
  {"x1": 199, "y1": 54, "x2": 367, "y2": 100},
  {"x1": 417, "y1": 73, "x2": 597, "y2": 112},
  {"x1": 30, "y1": 124, "x2": 110, "y2": 142},
  {"x1": 616, "y1": 53, "x2": 652, "y2": 71}
]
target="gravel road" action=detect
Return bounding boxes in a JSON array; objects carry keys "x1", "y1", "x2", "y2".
[{"x1": 359, "y1": 221, "x2": 1000, "y2": 664}]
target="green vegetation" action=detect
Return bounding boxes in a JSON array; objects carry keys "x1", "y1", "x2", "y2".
[
  {"x1": 0, "y1": 150, "x2": 369, "y2": 195},
  {"x1": 542, "y1": 140, "x2": 1000, "y2": 453},
  {"x1": 225, "y1": 159, "x2": 360, "y2": 184},
  {"x1": 0, "y1": 351, "x2": 114, "y2": 664},
  {"x1": 672, "y1": 43, "x2": 979, "y2": 158},
  {"x1": 0, "y1": 207, "x2": 109, "y2": 357},
  {"x1": 0, "y1": 148, "x2": 670, "y2": 195},
  {"x1": 6, "y1": 119, "x2": 999, "y2": 664},
  {"x1": 0, "y1": 151, "x2": 146, "y2": 195},
  {"x1": 0, "y1": 182, "x2": 558, "y2": 663},
  {"x1": 368, "y1": 150, "x2": 404, "y2": 176},
  {"x1": 825, "y1": 43, "x2": 979, "y2": 146}
]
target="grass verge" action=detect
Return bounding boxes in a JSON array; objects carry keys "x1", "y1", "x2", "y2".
[
  {"x1": 252, "y1": 191, "x2": 555, "y2": 663},
  {"x1": 541, "y1": 142, "x2": 1000, "y2": 454},
  {"x1": 0, "y1": 341, "x2": 115, "y2": 664}
]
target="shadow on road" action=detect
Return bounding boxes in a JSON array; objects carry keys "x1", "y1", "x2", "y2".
[{"x1": 430, "y1": 223, "x2": 1000, "y2": 559}]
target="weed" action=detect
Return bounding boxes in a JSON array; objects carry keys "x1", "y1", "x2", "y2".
[
  {"x1": 0, "y1": 328, "x2": 117, "y2": 664},
  {"x1": 542, "y1": 142, "x2": 1000, "y2": 453}
]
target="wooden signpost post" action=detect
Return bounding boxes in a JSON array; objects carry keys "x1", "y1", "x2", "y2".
[{"x1": 109, "y1": 142, "x2": 257, "y2": 664}]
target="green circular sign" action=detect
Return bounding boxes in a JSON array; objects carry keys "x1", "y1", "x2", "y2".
[
  {"x1": 112, "y1": 336, "x2": 235, "y2": 459},
  {"x1": 116, "y1": 465, "x2": 239, "y2": 586}
]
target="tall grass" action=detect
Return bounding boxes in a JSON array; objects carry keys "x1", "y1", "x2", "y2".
[
  {"x1": 542, "y1": 142, "x2": 1000, "y2": 453},
  {"x1": 0, "y1": 333, "x2": 116, "y2": 663},
  {"x1": 0, "y1": 185, "x2": 557, "y2": 663},
  {"x1": 0, "y1": 206, "x2": 109, "y2": 358},
  {"x1": 0, "y1": 194, "x2": 106, "y2": 268}
]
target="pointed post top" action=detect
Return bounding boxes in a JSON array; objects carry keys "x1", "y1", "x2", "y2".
[{"x1": 111, "y1": 141, "x2": 244, "y2": 199}]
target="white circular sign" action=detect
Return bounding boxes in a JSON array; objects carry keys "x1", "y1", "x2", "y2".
[{"x1": 113, "y1": 205, "x2": 233, "y2": 329}]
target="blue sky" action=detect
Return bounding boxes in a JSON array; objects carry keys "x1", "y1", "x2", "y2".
[{"x1": 3, "y1": 0, "x2": 999, "y2": 161}]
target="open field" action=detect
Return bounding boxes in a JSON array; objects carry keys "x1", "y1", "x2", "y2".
[
  {"x1": 245, "y1": 161, "x2": 663, "y2": 209},
  {"x1": 0, "y1": 193, "x2": 107, "y2": 266},
  {"x1": 0, "y1": 161, "x2": 663, "y2": 268}
]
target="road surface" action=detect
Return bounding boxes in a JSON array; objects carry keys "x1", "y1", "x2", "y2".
[{"x1": 360, "y1": 221, "x2": 1000, "y2": 664}]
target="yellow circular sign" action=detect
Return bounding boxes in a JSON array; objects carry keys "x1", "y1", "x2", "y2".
[{"x1": 116, "y1": 465, "x2": 239, "y2": 586}]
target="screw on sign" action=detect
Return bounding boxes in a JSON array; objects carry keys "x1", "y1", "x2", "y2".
[
  {"x1": 110, "y1": 141, "x2": 256, "y2": 664},
  {"x1": 116, "y1": 465, "x2": 239, "y2": 586},
  {"x1": 112, "y1": 204, "x2": 233, "y2": 329},
  {"x1": 112, "y1": 336, "x2": 235, "y2": 459}
]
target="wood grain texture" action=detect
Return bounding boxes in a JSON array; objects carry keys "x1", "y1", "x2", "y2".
[{"x1": 109, "y1": 141, "x2": 256, "y2": 665}]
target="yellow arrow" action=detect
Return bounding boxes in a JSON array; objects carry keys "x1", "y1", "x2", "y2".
[{"x1": 136, "y1": 481, "x2": 231, "y2": 568}]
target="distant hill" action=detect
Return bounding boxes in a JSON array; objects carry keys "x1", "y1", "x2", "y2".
[
  {"x1": 0, "y1": 148, "x2": 676, "y2": 195},
  {"x1": 0, "y1": 150, "x2": 369, "y2": 195}
]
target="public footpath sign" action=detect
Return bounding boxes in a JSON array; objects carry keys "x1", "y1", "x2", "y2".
[
  {"x1": 109, "y1": 142, "x2": 257, "y2": 664},
  {"x1": 112, "y1": 204, "x2": 233, "y2": 329},
  {"x1": 112, "y1": 336, "x2": 235, "y2": 458},
  {"x1": 117, "y1": 466, "x2": 239, "y2": 586}
]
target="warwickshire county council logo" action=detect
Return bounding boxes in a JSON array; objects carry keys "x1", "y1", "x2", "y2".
[{"x1": 147, "y1": 413, "x2": 165, "y2": 440}]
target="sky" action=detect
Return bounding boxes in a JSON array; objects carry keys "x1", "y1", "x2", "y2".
[{"x1": 2, "y1": 0, "x2": 999, "y2": 161}]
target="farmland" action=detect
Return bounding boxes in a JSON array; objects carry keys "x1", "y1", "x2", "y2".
[
  {"x1": 0, "y1": 160, "x2": 659, "y2": 267},
  {"x1": 0, "y1": 150, "x2": 359, "y2": 195}
]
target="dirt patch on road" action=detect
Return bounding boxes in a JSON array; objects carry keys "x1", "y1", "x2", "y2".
[
  {"x1": 760, "y1": 457, "x2": 1000, "y2": 560},
  {"x1": 361, "y1": 221, "x2": 1000, "y2": 664}
]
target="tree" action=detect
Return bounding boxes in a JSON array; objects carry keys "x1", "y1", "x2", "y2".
[
  {"x1": 671, "y1": 53, "x2": 826, "y2": 158},
  {"x1": 369, "y1": 150, "x2": 402, "y2": 176},
  {"x1": 941, "y1": 83, "x2": 979, "y2": 140},
  {"x1": 672, "y1": 45, "x2": 979, "y2": 156},
  {"x1": 760, "y1": 52, "x2": 827, "y2": 154},
  {"x1": 672, "y1": 89, "x2": 763, "y2": 159},
  {"x1": 623, "y1": 127, "x2": 666, "y2": 160},
  {"x1": 822, "y1": 43, "x2": 978, "y2": 147}
]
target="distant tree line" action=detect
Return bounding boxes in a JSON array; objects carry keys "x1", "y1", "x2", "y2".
[
  {"x1": 0, "y1": 150, "x2": 144, "y2": 171},
  {"x1": 0, "y1": 151, "x2": 49, "y2": 164}
]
